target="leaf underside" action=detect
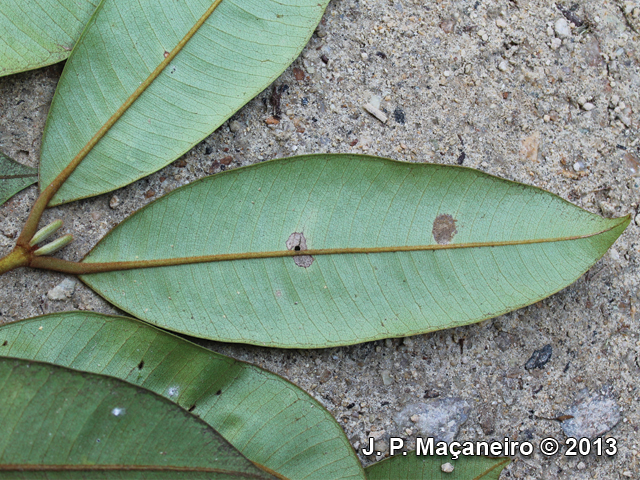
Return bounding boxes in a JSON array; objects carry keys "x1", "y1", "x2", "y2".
[
  {"x1": 81, "y1": 155, "x2": 629, "y2": 348},
  {"x1": 39, "y1": 0, "x2": 329, "y2": 205},
  {"x1": 365, "y1": 453, "x2": 510, "y2": 480},
  {"x1": 0, "y1": 152, "x2": 38, "y2": 206},
  {"x1": 0, "y1": 0, "x2": 99, "y2": 77},
  {"x1": 0, "y1": 312, "x2": 365, "y2": 480},
  {"x1": 0, "y1": 356, "x2": 274, "y2": 479}
]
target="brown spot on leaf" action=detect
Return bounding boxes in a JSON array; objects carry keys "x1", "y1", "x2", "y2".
[
  {"x1": 286, "y1": 232, "x2": 314, "y2": 268},
  {"x1": 432, "y1": 214, "x2": 458, "y2": 244},
  {"x1": 1, "y1": 340, "x2": 7, "y2": 347}
]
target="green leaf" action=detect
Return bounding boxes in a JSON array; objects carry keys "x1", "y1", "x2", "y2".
[
  {"x1": 0, "y1": 312, "x2": 365, "y2": 480},
  {"x1": 0, "y1": 0, "x2": 99, "y2": 77},
  {"x1": 0, "y1": 151, "x2": 38, "y2": 206},
  {"x1": 365, "y1": 454, "x2": 510, "y2": 480},
  {"x1": 0, "y1": 356, "x2": 275, "y2": 479},
  {"x1": 39, "y1": 0, "x2": 329, "y2": 205},
  {"x1": 76, "y1": 155, "x2": 630, "y2": 348}
]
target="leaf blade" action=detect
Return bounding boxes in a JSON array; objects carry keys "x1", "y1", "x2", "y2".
[
  {"x1": 0, "y1": 312, "x2": 366, "y2": 480},
  {"x1": 80, "y1": 155, "x2": 629, "y2": 348},
  {"x1": 0, "y1": 0, "x2": 99, "y2": 77},
  {"x1": 0, "y1": 356, "x2": 275, "y2": 479},
  {"x1": 365, "y1": 454, "x2": 510, "y2": 480},
  {"x1": 39, "y1": 0, "x2": 329, "y2": 205},
  {"x1": 0, "y1": 151, "x2": 38, "y2": 206}
]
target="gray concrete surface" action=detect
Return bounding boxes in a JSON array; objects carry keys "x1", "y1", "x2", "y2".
[{"x1": 1, "y1": 0, "x2": 639, "y2": 478}]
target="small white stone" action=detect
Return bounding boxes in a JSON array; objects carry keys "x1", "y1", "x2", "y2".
[
  {"x1": 496, "y1": 18, "x2": 507, "y2": 28},
  {"x1": 441, "y1": 462, "x2": 455, "y2": 473},
  {"x1": 577, "y1": 461, "x2": 586, "y2": 470},
  {"x1": 109, "y1": 195, "x2": 120, "y2": 209},
  {"x1": 577, "y1": 96, "x2": 587, "y2": 106},
  {"x1": 498, "y1": 61, "x2": 509, "y2": 72},
  {"x1": 381, "y1": 370, "x2": 393, "y2": 385},
  {"x1": 47, "y1": 279, "x2": 76, "y2": 301},
  {"x1": 610, "y1": 95, "x2": 620, "y2": 107},
  {"x1": 582, "y1": 102, "x2": 595, "y2": 111},
  {"x1": 555, "y1": 18, "x2": 571, "y2": 37},
  {"x1": 229, "y1": 120, "x2": 244, "y2": 132},
  {"x1": 550, "y1": 38, "x2": 562, "y2": 50}
]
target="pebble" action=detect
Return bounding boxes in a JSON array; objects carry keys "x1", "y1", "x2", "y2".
[
  {"x1": 498, "y1": 61, "x2": 509, "y2": 72},
  {"x1": 525, "y1": 344, "x2": 552, "y2": 370},
  {"x1": 47, "y1": 279, "x2": 76, "y2": 301},
  {"x1": 635, "y1": 213, "x2": 640, "y2": 227},
  {"x1": 598, "y1": 201, "x2": 616, "y2": 217},
  {"x1": 363, "y1": 103, "x2": 388, "y2": 123},
  {"x1": 394, "y1": 398, "x2": 469, "y2": 443},
  {"x1": 441, "y1": 463, "x2": 455, "y2": 473},
  {"x1": 440, "y1": 18, "x2": 456, "y2": 34},
  {"x1": 229, "y1": 120, "x2": 244, "y2": 133},
  {"x1": 496, "y1": 18, "x2": 507, "y2": 29},
  {"x1": 381, "y1": 370, "x2": 393, "y2": 385},
  {"x1": 610, "y1": 95, "x2": 620, "y2": 108},
  {"x1": 555, "y1": 18, "x2": 571, "y2": 37},
  {"x1": 520, "y1": 131, "x2": 541, "y2": 162},
  {"x1": 315, "y1": 24, "x2": 327, "y2": 38},
  {"x1": 561, "y1": 391, "x2": 620, "y2": 438},
  {"x1": 109, "y1": 195, "x2": 120, "y2": 209},
  {"x1": 617, "y1": 112, "x2": 632, "y2": 127},
  {"x1": 550, "y1": 38, "x2": 562, "y2": 50},
  {"x1": 582, "y1": 102, "x2": 595, "y2": 111}
]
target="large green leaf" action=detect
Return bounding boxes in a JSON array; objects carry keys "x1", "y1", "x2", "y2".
[
  {"x1": 0, "y1": 312, "x2": 365, "y2": 480},
  {"x1": 0, "y1": 356, "x2": 275, "y2": 479},
  {"x1": 39, "y1": 0, "x2": 329, "y2": 205},
  {"x1": 76, "y1": 155, "x2": 629, "y2": 348},
  {"x1": 365, "y1": 454, "x2": 510, "y2": 480},
  {"x1": 0, "y1": 151, "x2": 38, "y2": 206},
  {"x1": 0, "y1": 0, "x2": 99, "y2": 77}
]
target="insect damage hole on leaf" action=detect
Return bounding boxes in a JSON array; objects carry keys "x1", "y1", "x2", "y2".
[
  {"x1": 286, "y1": 232, "x2": 314, "y2": 268},
  {"x1": 432, "y1": 214, "x2": 458, "y2": 245}
]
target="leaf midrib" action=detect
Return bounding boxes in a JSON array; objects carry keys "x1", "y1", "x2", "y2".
[
  {"x1": 0, "y1": 464, "x2": 267, "y2": 477},
  {"x1": 0, "y1": 173, "x2": 38, "y2": 180},
  {"x1": 29, "y1": 216, "x2": 629, "y2": 275},
  {"x1": 37, "y1": 0, "x2": 224, "y2": 204}
]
